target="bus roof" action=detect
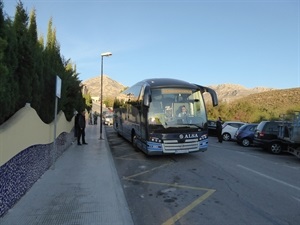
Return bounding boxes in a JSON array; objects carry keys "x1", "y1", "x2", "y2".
[{"x1": 141, "y1": 78, "x2": 198, "y2": 89}]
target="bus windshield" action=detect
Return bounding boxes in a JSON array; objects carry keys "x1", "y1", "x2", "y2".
[{"x1": 148, "y1": 88, "x2": 206, "y2": 129}]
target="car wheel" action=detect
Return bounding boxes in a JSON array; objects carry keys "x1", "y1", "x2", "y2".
[
  {"x1": 269, "y1": 142, "x2": 282, "y2": 154},
  {"x1": 242, "y1": 138, "x2": 250, "y2": 147},
  {"x1": 222, "y1": 133, "x2": 231, "y2": 141}
]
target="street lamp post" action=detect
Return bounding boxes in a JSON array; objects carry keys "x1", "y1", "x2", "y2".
[{"x1": 100, "y1": 52, "x2": 112, "y2": 140}]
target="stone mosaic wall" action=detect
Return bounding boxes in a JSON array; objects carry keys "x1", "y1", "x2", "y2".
[{"x1": 0, "y1": 131, "x2": 74, "y2": 217}]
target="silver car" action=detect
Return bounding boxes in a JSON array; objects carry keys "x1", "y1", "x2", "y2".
[{"x1": 222, "y1": 121, "x2": 247, "y2": 141}]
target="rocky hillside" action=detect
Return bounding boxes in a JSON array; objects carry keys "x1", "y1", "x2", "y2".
[
  {"x1": 82, "y1": 75, "x2": 126, "y2": 99},
  {"x1": 235, "y1": 87, "x2": 300, "y2": 108},
  {"x1": 208, "y1": 84, "x2": 275, "y2": 103},
  {"x1": 83, "y1": 76, "x2": 276, "y2": 102},
  {"x1": 209, "y1": 87, "x2": 300, "y2": 122}
]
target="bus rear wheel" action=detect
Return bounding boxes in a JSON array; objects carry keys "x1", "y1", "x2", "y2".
[{"x1": 132, "y1": 133, "x2": 139, "y2": 152}]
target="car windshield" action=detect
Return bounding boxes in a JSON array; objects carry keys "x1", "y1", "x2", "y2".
[
  {"x1": 256, "y1": 122, "x2": 267, "y2": 131},
  {"x1": 238, "y1": 124, "x2": 248, "y2": 131}
]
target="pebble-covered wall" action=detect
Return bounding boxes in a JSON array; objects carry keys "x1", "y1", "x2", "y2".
[{"x1": 0, "y1": 132, "x2": 74, "y2": 217}]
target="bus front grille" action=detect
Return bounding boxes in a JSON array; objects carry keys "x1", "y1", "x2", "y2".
[{"x1": 163, "y1": 139, "x2": 199, "y2": 153}]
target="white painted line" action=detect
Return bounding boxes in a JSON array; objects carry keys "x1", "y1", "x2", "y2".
[
  {"x1": 237, "y1": 164, "x2": 300, "y2": 192},
  {"x1": 292, "y1": 196, "x2": 300, "y2": 203},
  {"x1": 285, "y1": 165, "x2": 300, "y2": 170}
]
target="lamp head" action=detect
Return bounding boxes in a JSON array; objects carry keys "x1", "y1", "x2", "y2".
[{"x1": 101, "y1": 52, "x2": 112, "y2": 57}]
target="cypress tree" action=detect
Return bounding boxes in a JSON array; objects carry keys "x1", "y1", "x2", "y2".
[
  {"x1": 42, "y1": 18, "x2": 64, "y2": 123},
  {"x1": 0, "y1": 1, "x2": 91, "y2": 125},
  {"x1": 59, "y1": 59, "x2": 84, "y2": 120},
  {"x1": 28, "y1": 8, "x2": 43, "y2": 114},
  {"x1": 13, "y1": 1, "x2": 33, "y2": 109},
  {"x1": 3, "y1": 13, "x2": 19, "y2": 118},
  {"x1": 0, "y1": 0, "x2": 9, "y2": 123},
  {"x1": 0, "y1": 0, "x2": 20, "y2": 123}
]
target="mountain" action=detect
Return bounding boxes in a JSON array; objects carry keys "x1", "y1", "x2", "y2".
[
  {"x1": 215, "y1": 87, "x2": 300, "y2": 122},
  {"x1": 82, "y1": 75, "x2": 126, "y2": 99},
  {"x1": 207, "y1": 84, "x2": 275, "y2": 103},
  {"x1": 82, "y1": 76, "x2": 300, "y2": 122},
  {"x1": 82, "y1": 75, "x2": 276, "y2": 102},
  {"x1": 235, "y1": 87, "x2": 300, "y2": 108}
]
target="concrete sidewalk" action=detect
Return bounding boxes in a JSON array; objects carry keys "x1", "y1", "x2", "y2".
[{"x1": 0, "y1": 124, "x2": 134, "y2": 225}]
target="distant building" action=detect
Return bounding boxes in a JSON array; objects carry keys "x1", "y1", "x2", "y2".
[{"x1": 91, "y1": 97, "x2": 99, "y2": 102}]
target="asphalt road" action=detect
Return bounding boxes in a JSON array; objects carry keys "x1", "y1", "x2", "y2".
[{"x1": 105, "y1": 126, "x2": 300, "y2": 225}]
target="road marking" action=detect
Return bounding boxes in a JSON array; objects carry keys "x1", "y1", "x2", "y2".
[
  {"x1": 162, "y1": 189, "x2": 215, "y2": 225},
  {"x1": 285, "y1": 165, "x2": 300, "y2": 170},
  {"x1": 292, "y1": 196, "x2": 300, "y2": 203},
  {"x1": 115, "y1": 152, "x2": 140, "y2": 159},
  {"x1": 123, "y1": 161, "x2": 216, "y2": 225},
  {"x1": 125, "y1": 162, "x2": 173, "y2": 179},
  {"x1": 237, "y1": 164, "x2": 300, "y2": 192},
  {"x1": 124, "y1": 178, "x2": 215, "y2": 192},
  {"x1": 124, "y1": 178, "x2": 216, "y2": 225},
  {"x1": 115, "y1": 142, "x2": 215, "y2": 225},
  {"x1": 115, "y1": 157, "x2": 147, "y2": 161}
]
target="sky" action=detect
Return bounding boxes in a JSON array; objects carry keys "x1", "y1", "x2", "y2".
[{"x1": 3, "y1": 0, "x2": 300, "y2": 89}]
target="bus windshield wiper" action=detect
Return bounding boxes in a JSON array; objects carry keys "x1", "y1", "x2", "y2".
[
  {"x1": 181, "y1": 123, "x2": 203, "y2": 129},
  {"x1": 164, "y1": 123, "x2": 202, "y2": 129}
]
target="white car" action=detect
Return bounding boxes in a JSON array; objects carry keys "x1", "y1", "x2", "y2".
[
  {"x1": 222, "y1": 121, "x2": 247, "y2": 141},
  {"x1": 104, "y1": 114, "x2": 113, "y2": 126}
]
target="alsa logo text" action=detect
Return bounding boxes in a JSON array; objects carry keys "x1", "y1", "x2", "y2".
[{"x1": 180, "y1": 133, "x2": 198, "y2": 139}]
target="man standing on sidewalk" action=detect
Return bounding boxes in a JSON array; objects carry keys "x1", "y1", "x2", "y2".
[
  {"x1": 77, "y1": 110, "x2": 88, "y2": 145},
  {"x1": 216, "y1": 117, "x2": 223, "y2": 143}
]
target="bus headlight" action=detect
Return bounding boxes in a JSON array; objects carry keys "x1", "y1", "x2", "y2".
[
  {"x1": 149, "y1": 137, "x2": 162, "y2": 143},
  {"x1": 199, "y1": 134, "x2": 208, "y2": 141},
  {"x1": 149, "y1": 117, "x2": 161, "y2": 125}
]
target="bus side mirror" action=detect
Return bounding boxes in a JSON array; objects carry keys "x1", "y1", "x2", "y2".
[
  {"x1": 206, "y1": 87, "x2": 218, "y2": 107},
  {"x1": 143, "y1": 86, "x2": 150, "y2": 107},
  {"x1": 144, "y1": 94, "x2": 150, "y2": 107},
  {"x1": 195, "y1": 85, "x2": 218, "y2": 107}
]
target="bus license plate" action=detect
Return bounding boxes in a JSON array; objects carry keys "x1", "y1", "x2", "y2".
[{"x1": 175, "y1": 150, "x2": 189, "y2": 154}]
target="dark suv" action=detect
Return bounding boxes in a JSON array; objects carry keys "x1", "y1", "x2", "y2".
[{"x1": 253, "y1": 121, "x2": 287, "y2": 154}]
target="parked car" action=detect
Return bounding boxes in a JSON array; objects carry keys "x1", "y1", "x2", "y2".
[
  {"x1": 253, "y1": 121, "x2": 290, "y2": 154},
  {"x1": 222, "y1": 121, "x2": 247, "y2": 141},
  {"x1": 235, "y1": 123, "x2": 258, "y2": 147},
  {"x1": 207, "y1": 120, "x2": 217, "y2": 136},
  {"x1": 104, "y1": 114, "x2": 113, "y2": 126}
]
